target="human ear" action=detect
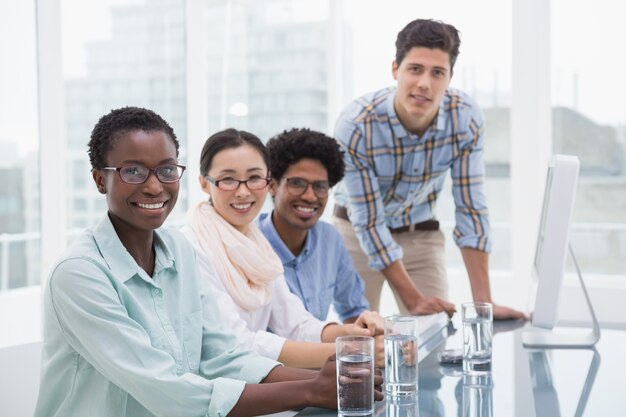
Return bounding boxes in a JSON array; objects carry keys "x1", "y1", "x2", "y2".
[
  {"x1": 199, "y1": 175, "x2": 211, "y2": 194},
  {"x1": 392, "y1": 60, "x2": 399, "y2": 80},
  {"x1": 269, "y1": 179, "x2": 277, "y2": 198},
  {"x1": 92, "y1": 170, "x2": 107, "y2": 194}
]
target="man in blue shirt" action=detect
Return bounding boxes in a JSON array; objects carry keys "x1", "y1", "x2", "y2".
[
  {"x1": 333, "y1": 19, "x2": 526, "y2": 320},
  {"x1": 258, "y1": 128, "x2": 370, "y2": 322}
]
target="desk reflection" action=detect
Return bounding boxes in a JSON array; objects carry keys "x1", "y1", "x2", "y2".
[{"x1": 527, "y1": 347, "x2": 600, "y2": 417}]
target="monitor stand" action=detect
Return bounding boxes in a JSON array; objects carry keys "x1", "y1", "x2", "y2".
[{"x1": 522, "y1": 245, "x2": 601, "y2": 348}]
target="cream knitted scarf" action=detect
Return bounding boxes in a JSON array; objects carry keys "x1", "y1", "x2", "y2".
[{"x1": 188, "y1": 201, "x2": 283, "y2": 311}]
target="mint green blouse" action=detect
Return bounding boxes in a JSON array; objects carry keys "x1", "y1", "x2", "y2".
[{"x1": 34, "y1": 215, "x2": 278, "y2": 417}]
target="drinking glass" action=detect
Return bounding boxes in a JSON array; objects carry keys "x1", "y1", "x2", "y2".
[
  {"x1": 462, "y1": 302, "x2": 493, "y2": 375},
  {"x1": 336, "y1": 336, "x2": 375, "y2": 416},
  {"x1": 384, "y1": 315, "x2": 419, "y2": 396}
]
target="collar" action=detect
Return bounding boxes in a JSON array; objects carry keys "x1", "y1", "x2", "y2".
[
  {"x1": 91, "y1": 214, "x2": 176, "y2": 284},
  {"x1": 386, "y1": 88, "x2": 447, "y2": 139},
  {"x1": 257, "y1": 211, "x2": 315, "y2": 264}
]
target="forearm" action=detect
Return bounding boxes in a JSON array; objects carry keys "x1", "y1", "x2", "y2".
[
  {"x1": 320, "y1": 323, "x2": 345, "y2": 342},
  {"x1": 278, "y1": 340, "x2": 335, "y2": 369},
  {"x1": 460, "y1": 247, "x2": 492, "y2": 302},
  {"x1": 228, "y1": 378, "x2": 316, "y2": 417},
  {"x1": 261, "y1": 364, "x2": 317, "y2": 382},
  {"x1": 229, "y1": 357, "x2": 339, "y2": 416},
  {"x1": 381, "y1": 260, "x2": 425, "y2": 310}
]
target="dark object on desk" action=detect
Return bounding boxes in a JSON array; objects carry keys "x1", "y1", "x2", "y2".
[{"x1": 439, "y1": 348, "x2": 463, "y2": 365}]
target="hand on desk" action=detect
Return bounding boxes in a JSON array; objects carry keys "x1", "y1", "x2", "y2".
[
  {"x1": 409, "y1": 296, "x2": 456, "y2": 317},
  {"x1": 492, "y1": 303, "x2": 529, "y2": 321}
]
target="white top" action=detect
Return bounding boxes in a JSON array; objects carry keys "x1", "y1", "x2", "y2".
[{"x1": 181, "y1": 225, "x2": 333, "y2": 360}]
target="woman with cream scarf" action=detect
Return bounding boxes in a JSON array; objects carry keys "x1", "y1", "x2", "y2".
[{"x1": 182, "y1": 128, "x2": 384, "y2": 369}]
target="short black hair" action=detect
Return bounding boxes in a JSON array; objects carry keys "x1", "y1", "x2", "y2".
[
  {"x1": 266, "y1": 128, "x2": 345, "y2": 187},
  {"x1": 395, "y1": 19, "x2": 461, "y2": 72},
  {"x1": 200, "y1": 128, "x2": 269, "y2": 176},
  {"x1": 88, "y1": 106, "x2": 179, "y2": 170}
]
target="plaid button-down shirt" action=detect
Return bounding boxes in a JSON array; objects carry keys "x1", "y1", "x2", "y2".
[{"x1": 334, "y1": 87, "x2": 491, "y2": 270}]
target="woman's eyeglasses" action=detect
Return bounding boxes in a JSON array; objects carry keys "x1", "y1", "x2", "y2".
[
  {"x1": 102, "y1": 164, "x2": 186, "y2": 184},
  {"x1": 205, "y1": 175, "x2": 270, "y2": 191}
]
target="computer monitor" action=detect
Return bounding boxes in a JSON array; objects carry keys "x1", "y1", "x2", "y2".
[{"x1": 523, "y1": 155, "x2": 600, "y2": 348}]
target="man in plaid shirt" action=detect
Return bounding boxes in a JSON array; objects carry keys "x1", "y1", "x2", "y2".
[{"x1": 333, "y1": 18, "x2": 526, "y2": 320}]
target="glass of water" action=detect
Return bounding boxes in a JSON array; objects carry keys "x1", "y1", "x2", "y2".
[
  {"x1": 384, "y1": 315, "x2": 419, "y2": 396},
  {"x1": 336, "y1": 336, "x2": 375, "y2": 416},
  {"x1": 462, "y1": 302, "x2": 493, "y2": 375}
]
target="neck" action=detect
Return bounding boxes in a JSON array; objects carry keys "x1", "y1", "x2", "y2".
[
  {"x1": 271, "y1": 211, "x2": 308, "y2": 256},
  {"x1": 394, "y1": 97, "x2": 435, "y2": 137},
  {"x1": 108, "y1": 213, "x2": 156, "y2": 276}
]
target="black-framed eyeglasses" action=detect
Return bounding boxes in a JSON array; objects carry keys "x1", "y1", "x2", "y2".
[
  {"x1": 283, "y1": 177, "x2": 330, "y2": 198},
  {"x1": 205, "y1": 175, "x2": 270, "y2": 191},
  {"x1": 102, "y1": 164, "x2": 186, "y2": 184}
]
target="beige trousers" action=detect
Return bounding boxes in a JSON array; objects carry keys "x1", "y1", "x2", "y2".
[{"x1": 333, "y1": 217, "x2": 448, "y2": 314}]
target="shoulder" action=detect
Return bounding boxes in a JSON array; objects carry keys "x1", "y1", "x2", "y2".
[
  {"x1": 340, "y1": 88, "x2": 394, "y2": 123},
  {"x1": 256, "y1": 212, "x2": 272, "y2": 234},
  {"x1": 158, "y1": 226, "x2": 195, "y2": 254},
  {"x1": 336, "y1": 88, "x2": 394, "y2": 139},
  {"x1": 311, "y1": 220, "x2": 348, "y2": 252},
  {"x1": 313, "y1": 220, "x2": 342, "y2": 240},
  {"x1": 47, "y1": 232, "x2": 113, "y2": 294},
  {"x1": 444, "y1": 88, "x2": 484, "y2": 124}
]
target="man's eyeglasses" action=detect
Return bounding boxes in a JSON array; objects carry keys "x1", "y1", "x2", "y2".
[
  {"x1": 205, "y1": 175, "x2": 270, "y2": 191},
  {"x1": 283, "y1": 177, "x2": 330, "y2": 198},
  {"x1": 102, "y1": 164, "x2": 186, "y2": 184}
]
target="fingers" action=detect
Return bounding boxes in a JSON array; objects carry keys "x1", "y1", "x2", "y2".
[
  {"x1": 493, "y1": 304, "x2": 530, "y2": 321},
  {"x1": 357, "y1": 311, "x2": 384, "y2": 336},
  {"x1": 411, "y1": 296, "x2": 456, "y2": 316},
  {"x1": 374, "y1": 369, "x2": 384, "y2": 401},
  {"x1": 374, "y1": 334, "x2": 385, "y2": 368}
]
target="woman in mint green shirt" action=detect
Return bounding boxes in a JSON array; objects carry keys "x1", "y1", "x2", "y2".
[{"x1": 34, "y1": 107, "x2": 377, "y2": 417}]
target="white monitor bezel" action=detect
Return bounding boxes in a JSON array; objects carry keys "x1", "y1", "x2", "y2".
[{"x1": 530, "y1": 154, "x2": 579, "y2": 330}]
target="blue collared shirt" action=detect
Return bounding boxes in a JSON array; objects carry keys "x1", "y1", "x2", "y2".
[
  {"x1": 334, "y1": 87, "x2": 491, "y2": 270},
  {"x1": 34, "y1": 214, "x2": 278, "y2": 417},
  {"x1": 257, "y1": 212, "x2": 369, "y2": 322}
]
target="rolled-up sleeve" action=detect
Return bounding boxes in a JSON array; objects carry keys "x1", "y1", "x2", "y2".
[{"x1": 450, "y1": 104, "x2": 491, "y2": 253}]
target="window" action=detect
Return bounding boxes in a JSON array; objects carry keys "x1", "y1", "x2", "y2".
[
  {"x1": 0, "y1": 0, "x2": 40, "y2": 291},
  {"x1": 61, "y1": 0, "x2": 189, "y2": 229},
  {"x1": 552, "y1": 0, "x2": 626, "y2": 278}
]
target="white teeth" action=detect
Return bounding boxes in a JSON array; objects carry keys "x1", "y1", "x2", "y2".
[
  {"x1": 232, "y1": 203, "x2": 252, "y2": 210},
  {"x1": 137, "y1": 202, "x2": 165, "y2": 209},
  {"x1": 295, "y1": 206, "x2": 315, "y2": 213}
]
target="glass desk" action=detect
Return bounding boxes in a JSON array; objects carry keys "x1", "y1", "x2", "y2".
[{"x1": 267, "y1": 318, "x2": 626, "y2": 417}]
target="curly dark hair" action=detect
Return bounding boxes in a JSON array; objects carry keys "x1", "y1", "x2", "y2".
[
  {"x1": 266, "y1": 128, "x2": 345, "y2": 187},
  {"x1": 88, "y1": 106, "x2": 179, "y2": 170},
  {"x1": 395, "y1": 19, "x2": 461, "y2": 73}
]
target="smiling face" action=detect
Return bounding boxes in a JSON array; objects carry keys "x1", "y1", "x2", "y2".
[
  {"x1": 92, "y1": 129, "x2": 179, "y2": 237},
  {"x1": 270, "y1": 158, "x2": 329, "y2": 232},
  {"x1": 392, "y1": 46, "x2": 452, "y2": 136},
  {"x1": 200, "y1": 144, "x2": 269, "y2": 232}
]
